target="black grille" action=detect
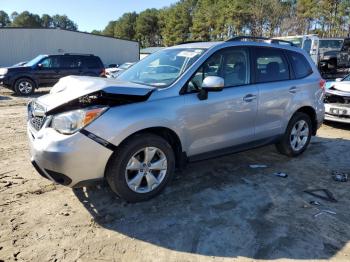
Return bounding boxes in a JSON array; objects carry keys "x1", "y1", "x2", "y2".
[
  {"x1": 28, "y1": 101, "x2": 46, "y2": 131},
  {"x1": 30, "y1": 116, "x2": 45, "y2": 131}
]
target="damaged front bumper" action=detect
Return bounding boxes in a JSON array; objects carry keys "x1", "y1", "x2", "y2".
[
  {"x1": 27, "y1": 123, "x2": 113, "y2": 187},
  {"x1": 324, "y1": 89, "x2": 350, "y2": 124}
]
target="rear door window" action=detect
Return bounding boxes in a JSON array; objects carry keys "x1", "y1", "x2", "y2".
[
  {"x1": 83, "y1": 56, "x2": 102, "y2": 69},
  {"x1": 60, "y1": 56, "x2": 82, "y2": 68},
  {"x1": 254, "y1": 48, "x2": 289, "y2": 83},
  {"x1": 288, "y1": 51, "x2": 313, "y2": 79}
]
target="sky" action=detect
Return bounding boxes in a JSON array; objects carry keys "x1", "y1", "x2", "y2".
[{"x1": 1, "y1": 0, "x2": 178, "y2": 32}]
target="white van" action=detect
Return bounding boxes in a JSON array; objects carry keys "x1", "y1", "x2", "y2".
[{"x1": 274, "y1": 35, "x2": 320, "y2": 64}]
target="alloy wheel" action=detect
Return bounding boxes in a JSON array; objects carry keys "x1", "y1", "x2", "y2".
[
  {"x1": 18, "y1": 81, "x2": 33, "y2": 94},
  {"x1": 290, "y1": 119, "x2": 309, "y2": 151},
  {"x1": 125, "y1": 147, "x2": 168, "y2": 193}
]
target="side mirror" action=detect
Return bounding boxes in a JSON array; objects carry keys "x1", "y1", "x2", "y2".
[
  {"x1": 335, "y1": 78, "x2": 342, "y2": 82},
  {"x1": 198, "y1": 76, "x2": 224, "y2": 100},
  {"x1": 37, "y1": 64, "x2": 43, "y2": 69}
]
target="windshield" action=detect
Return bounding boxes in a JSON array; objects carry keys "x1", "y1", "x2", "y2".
[
  {"x1": 26, "y1": 55, "x2": 47, "y2": 67},
  {"x1": 319, "y1": 39, "x2": 343, "y2": 49},
  {"x1": 118, "y1": 48, "x2": 206, "y2": 87}
]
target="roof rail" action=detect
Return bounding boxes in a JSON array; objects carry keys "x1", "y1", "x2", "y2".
[
  {"x1": 63, "y1": 53, "x2": 94, "y2": 56},
  {"x1": 178, "y1": 40, "x2": 206, "y2": 45},
  {"x1": 226, "y1": 36, "x2": 296, "y2": 47}
]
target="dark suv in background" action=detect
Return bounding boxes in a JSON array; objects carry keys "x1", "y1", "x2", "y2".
[
  {"x1": 0, "y1": 53, "x2": 104, "y2": 95},
  {"x1": 319, "y1": 38, "x2": 350, "y2": 74}
]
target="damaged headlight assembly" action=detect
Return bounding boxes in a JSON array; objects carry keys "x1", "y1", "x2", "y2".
[{"x1": 51, "y1": 106, "x2": 108, "y2": 135}]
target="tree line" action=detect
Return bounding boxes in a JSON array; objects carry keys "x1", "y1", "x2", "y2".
[
  {"x1": 93, "y1": 0, "x2": 350, "y2": 47},
  {"x1": 0, "y1": 10, "x2": 78, "y2": 31}
]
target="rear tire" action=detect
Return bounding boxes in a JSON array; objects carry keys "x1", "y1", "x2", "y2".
[
  {"x1": 106, "y1": 134, "x2": 175, "y2": 202},
  {"x1": 276, "y1": 112, "x2": 312, "y2": 157},
  {"x1": 14, "y1": 78, "x2": 35, "y2": 96}
]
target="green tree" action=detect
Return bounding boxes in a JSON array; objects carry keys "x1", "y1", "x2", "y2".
[
  {"x1": 11, "y1": 11, "x2": 42, "y2": 27},
  {"x1": 91, "y1": 30, "x2": 102, "y2": 35},
  {"x1": 160, "y1": 0, "x2": 196, "y2": 46},
  {"x1": 41, "y1": 14, "x2": 52, "y2": 28},
  {"x1": 51, "y1": 15, "x2": 78, "y2": 30},
  {"x1": 94, "y1": 0, "x2": 350, "y2": 44},
  {"x1": 102, "y1": 21, "x2": 116, "y2": 36},
  {"x1": 296, "y1": 0, "x2": 318, "y2": 34},
  {"x1": 135, "y1": 8, "x2": 161, "y2": 47},
  {"x1": 11, "y1": 11, "x2": 18, "y2": 21},
  {"x1": 191, "y1": 0, "x2": 218, "y2": 41},
  {"x1": 338, "y1": 0, "x2": 350, "y2": 36},
  {"x1": 0, "y1": 10, "x2": 10, "y2": 27},
  {"x1": 114, "y1": 12, "x2": 138, "y2": 40},
  {"x1": 215, "y1": 0, "x2": 251, "y2": 38},
  {"x1": 265, "y1": 0, "x2": 293, "y2": 36}
]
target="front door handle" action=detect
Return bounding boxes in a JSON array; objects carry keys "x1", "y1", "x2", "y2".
[
  {"x1": 289, "y1": 86, "x2": 297, "y2": 94},
  {"x1": 243, "y1": 94, "x2": 257, "y2": 102}
]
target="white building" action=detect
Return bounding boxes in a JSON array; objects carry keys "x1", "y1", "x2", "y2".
[{"x1": 0, "y1": 28, "x2": 139, "y2": 67}]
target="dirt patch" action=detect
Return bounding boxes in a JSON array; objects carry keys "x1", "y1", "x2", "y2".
[{"x1": 1, "y1": 86, "x2": 350, "y2": 261}]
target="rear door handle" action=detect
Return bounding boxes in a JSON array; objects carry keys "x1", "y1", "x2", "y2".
[
  {"x1": 289, "y1": 86, "x2": 297, "y2": 94},
  {"x1": 243, "y1": 94, "x2": 257, "y2": 102}
]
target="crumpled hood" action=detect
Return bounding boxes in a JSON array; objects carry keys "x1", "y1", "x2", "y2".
[
  {"x1": 327, "y1": 81, "x2": 350, "y2": 93},
  {"x1": 326, "y1": 86, "x2": 350, "y2": 98},
  {"x1": 36, "y1": 76, "x2": 155, "y2": 112}
]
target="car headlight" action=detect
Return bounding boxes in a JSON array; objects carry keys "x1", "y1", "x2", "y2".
[
  {"x1": 51, "y1": 106, "x2": 108, "y2": 135},
  {"x1": 0, "y1": 68, "x2": 8, "y2": 75}
]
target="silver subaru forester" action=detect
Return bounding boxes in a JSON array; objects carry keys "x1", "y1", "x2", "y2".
[{"x1": 28, "y1": 37, "x2": 325, "y2": 202}]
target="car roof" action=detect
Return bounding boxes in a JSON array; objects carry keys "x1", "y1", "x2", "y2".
[
  {"x1": 168, "y1": 40, "x2": 303, "y2": 53},
  {"x1": 169, "y1": 41, "x2": 222, "y2": 49},
  {"x1": 40, "y1": 53, "x2": 97, "y2": 57}
]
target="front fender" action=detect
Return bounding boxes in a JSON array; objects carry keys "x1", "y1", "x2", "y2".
[
  {"x1": 10, "y1": 73, "x2": 39, "y2": 87},
  {"x1": 84, "y1": 96, "x2": 186, "y2": 149}
]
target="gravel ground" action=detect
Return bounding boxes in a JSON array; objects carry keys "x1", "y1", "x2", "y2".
[{"x1": 1, "y1": 86, "x2": 350, "y2": 262}]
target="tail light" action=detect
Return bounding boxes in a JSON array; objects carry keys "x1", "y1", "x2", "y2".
[
  {"x1": 100, "y1": 69, "x2": 106, "y2": 78},
  {"x1": 319, "y1": 79, "x2": 326, "y2": 90}
]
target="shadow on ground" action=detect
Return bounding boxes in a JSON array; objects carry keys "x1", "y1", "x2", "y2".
[
  {"x1": 0, "y1": 95, "x2": 12, "y2": 101},
  {"x1": 74, "y1": 136, "x2": 350, "y2": 260},
  {"x1": 324, "y1": 120, "x2": 350, "y2": 131},
  {"x1": 0, "y1": 86, "x2": 50, "y2": 99}
]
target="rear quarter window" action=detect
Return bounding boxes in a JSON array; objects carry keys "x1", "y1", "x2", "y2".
[
  {"x1": 288, "y1": 51, "x2": 313, "y2": 79},
  {"x1": 83, "y1": 56, "x2": 103, "y2": 69}
]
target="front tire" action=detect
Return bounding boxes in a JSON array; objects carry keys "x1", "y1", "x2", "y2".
[
  {"x1": 276, "y1": 112, "x2": 312, "y2": 157},
  {"x1": 14, "y1": 78, "x2": 35, "y2": 96},
  {"x1": 106, "y1": 134, "x2": 175, "y2": 202}
]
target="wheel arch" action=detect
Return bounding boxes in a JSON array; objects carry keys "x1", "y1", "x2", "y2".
[
  {"x1": 13, "y1": 75, "x2": 38, "y2": 89},
  {"x1": 294, "y1": 106, "x2": 317, "y2": 135},
  {"x1": 109, "y1": 126, "x2": 185, "y2": 169}
]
